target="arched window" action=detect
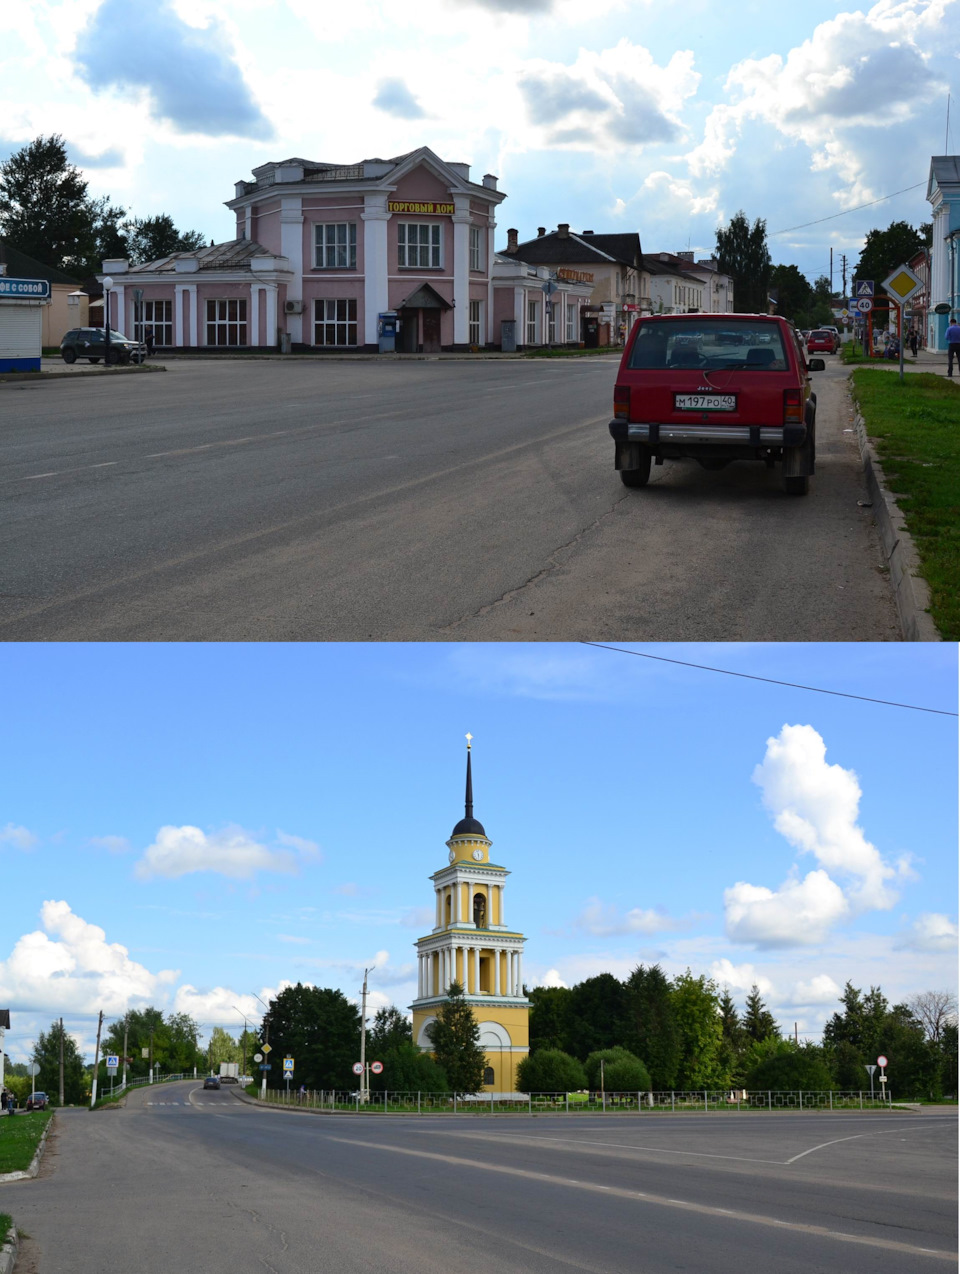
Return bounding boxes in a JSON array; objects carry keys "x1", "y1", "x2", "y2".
[
  {"x1": 445, "y1": 892, "x2": 452, "y2": 925},
  {"x1": 473, "y1": 892, "x2": 487, "y2": 928},
  {"x1": 483, "y1": 1066, "x2": 495, "y2": 1087}
]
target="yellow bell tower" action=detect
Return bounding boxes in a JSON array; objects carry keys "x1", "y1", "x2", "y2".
[{"x1": 411, "y1": 736, "x2": 529, "y2": 1094}]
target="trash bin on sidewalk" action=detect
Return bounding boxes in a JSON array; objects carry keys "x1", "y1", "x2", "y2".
[{"x1": 280, "y1": 333, "x2": 292, "y2": 355}]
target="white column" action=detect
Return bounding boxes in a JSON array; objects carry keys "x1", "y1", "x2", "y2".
[
  {"x1": 280, "y1": 197, "x2": 303, "y2": 343},
  {"x1": 487, "y1": 221, "x2": 496, "y2": 344},
  {"x1": 452, "y1": 200, "x2": 471, "y2": 346},
  {"x1": 494, "y1": 947, "x2": 501, "y2": 996},
  {"x1": 454, "y1": 878, "x2": 461, "y2": 924},
  {"x1": 436, "y1": 887, "x2": 441, "y2": 928},
  {"x1": 264, "y1": 284, "x2": 278, "y2": 349},
  {"x1": 472, "y1": 946, "x2": 479, "y2": 994},
  {"x1": 516, "y1": 952, "x2": 522, "y2": 995},
  {"x1": 428, "y1": 952, "x2": 434, "y2": 997},
  {"x1": 174, "y1": 285, "x2": 185, "y2": 346},
  {"x1": 498, "y1": 885, "x2": 504, "y2": 929},
  {"x1": 362, "y1": 196, "x2": 390, "y2": 348},
  {"x1": 250, "y1": 283, "x2": 261, "y2": 346},
  {"x1": 514, "y1": 287, "x2": 524, "y2": 345},
  {"x1": 509, "y1": 952, "x2": 516, "y2": 996},
  {"x1": 112, "y1": 283, "x2": 125, "y2": 333},
  {"x1": 187, "y1": 284, "x2": 198, "y2": 347}
]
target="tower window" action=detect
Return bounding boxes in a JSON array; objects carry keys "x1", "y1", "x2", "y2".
[
  {"x1": 445, "y1": 893, "x2": 452, "y2": 925},
  {"x1": 473, "y1": 892, "x2": 487, "y2": 928}
]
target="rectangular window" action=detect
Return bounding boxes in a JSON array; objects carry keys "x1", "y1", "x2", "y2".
[
  {"x1": 314, "y1": 223, "x2": 357, "y2": 269},
  {"x1": 468, "y1": 299, "x2": 482, "y2": 346},
  {"x1": 527, "y1": 299, "x2": 538, "y2": 346},
  {"x1": 547, "y1": 303, "x2": 557, "y2": 344},
  {"x1": 314, "y1": 298, "x2": 357, "y2": 346},
  {"x1": 469, "y1": 226, "x2": 482, "y2": 272},
  {"x1": 134, "y1": 299, "x2": 172, "y2": 346},
  {"x1": 398, "y1": 222, "x2": 441, "y2": 268},
  {"x1": 566, "y1": 304, "x2": 577, "y2": 342},
  {"x1": 205, "y1": 298, "x2": 247, "y2": 346}
]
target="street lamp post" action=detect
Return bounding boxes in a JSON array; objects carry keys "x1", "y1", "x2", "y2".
[
  {"x1": 102, "y1": 276, "x2": 113, "y2": 364},
  {"x1": 233, "y1": 1006, "x2": 250, "y2": 1082}
]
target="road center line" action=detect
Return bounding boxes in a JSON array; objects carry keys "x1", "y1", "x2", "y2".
[
  {"x1": 327, "y1": 1136, "x2": 956, "y2": 1263},
  {"x1": 785, "y1": 1120, "x2": 954, "y2": 1164},
  {"x1": 436, "y1": 1129, "x2": 782, "y2": 1165}
]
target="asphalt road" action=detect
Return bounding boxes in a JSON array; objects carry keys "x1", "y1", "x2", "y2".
[
  {"x1": 5, "y1": 1085, "x2": 956, "y2": 1274},
  {"x1": 1, "y1": 356, "x2": 899, "y2": 640}
]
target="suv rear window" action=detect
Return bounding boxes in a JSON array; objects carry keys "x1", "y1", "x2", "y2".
[{"x1": 627, "y1": 319, "x2": 789, "y2": 372}]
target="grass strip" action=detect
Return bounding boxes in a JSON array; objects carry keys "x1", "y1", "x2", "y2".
[
  {"x1": 0, "y1": 1215, "x2": 10, "y2": 1246},
  {"x1": 0, "y1": 1112, "x2": 52, "y2": 1174},
  {"x1": 525, "y1": 346, "x2": 622, "y2": 358},
  {"x1": 851, "y1": 369, "x2": 960, "y2": 639}
]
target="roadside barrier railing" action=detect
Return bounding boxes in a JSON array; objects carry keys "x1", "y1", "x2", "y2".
[{"x1": 256, "y1": 1087, "x2": 893, "y2": 1114}]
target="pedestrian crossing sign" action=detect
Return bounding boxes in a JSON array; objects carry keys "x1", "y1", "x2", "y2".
[{"x1": 854, "y1": 280, "x2": 874, "y2": 297}]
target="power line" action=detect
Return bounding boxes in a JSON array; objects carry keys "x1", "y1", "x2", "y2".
[
  {"x1": 770, "y1": 182, "x2": 926, "y2": 236},
  {"x1": 579, "y1": 643, "x2": 957, "y2": 717}
]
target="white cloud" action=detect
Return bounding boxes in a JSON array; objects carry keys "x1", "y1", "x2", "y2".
[
  {"x1": 573, "y1": 896, "x2": 685, "y2": 937},
  {"x1": 401, "y1": 906, "x2": 434, "y2": 928},
  {"x1": 895, "y1": 913, "x2": 958, "y2": 953},
  {"x1": 0, "y1": 900, "x2": 178, "y2": 1015},
  {"x1": 275, "y1": 829, "x2": 321, "y2": 859},
  {"x1": 788, "y1": 973, "x2": 843, "y2": 1005},
  {"x1": 752, "y1": 723, "x2": 910, "y2": 911},
  {"x1": 87, "y1": 835, "x2": 132, "y2": 854},
  {"x1": 517, "y1": 40, "x2": 699, "y2": 152},
  {"x1": 710, "y1": 958, "x2": 774, "y2": 995},
  {"x1": 276, "y1": 934, "x2": 311, "y2": 945},
  {"x1": 0, "y1": 823, "x2": 38, "y2": 850},
  {"x1": 537, "y1": 968, "x2": 568, "y2": 988},
  {"x1": 724, "y1": 868, "x2": 850, "y2": 947},
  {"x1": 642, "y1": 171, "x2": 718, "y2": 217},
  {"x1": 135, "y1": 824, "x2": 302, "y2": 880}
]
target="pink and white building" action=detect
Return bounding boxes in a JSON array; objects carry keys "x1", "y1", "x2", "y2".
[{"x1": 101, "y1": 147, "x2": 506, "y2": 353}]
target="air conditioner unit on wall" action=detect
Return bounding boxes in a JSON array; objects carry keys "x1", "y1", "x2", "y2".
[{"x1": 284, "y1": 300, "x2": 304, "y2": 315}]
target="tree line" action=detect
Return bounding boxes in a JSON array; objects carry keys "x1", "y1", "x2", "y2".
[
  {"x1": 714, "y1": 210, "x2": 931, "y2": 327},
  {"x1": 523, "y1": 968, "x2": 956, "y2": 1099},
  {"x1": 0, "y1": 135, "x2": 207, "y2": 279}
]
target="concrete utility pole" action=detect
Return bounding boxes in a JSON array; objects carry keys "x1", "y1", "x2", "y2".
[
  {"x1": 59, "y1": 1017, "x2": 65, "y2": 1108},
  {"x1": 359, "y1": 967, "x2": 373, "y2": 1103},
  {"x1": 90, "y1": 1010, "x2": 104, "y2": 1109},
  {"x1": 122, "y1": 1015, "x2": 129, "y2": 1090}
]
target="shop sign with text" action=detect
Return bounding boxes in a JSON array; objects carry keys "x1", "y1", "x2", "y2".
[
  {"x1": 388, "y1": 201, "x2": 454, "y2": 215},
  {"x1": 557, "y1": 268, "x2": 594, "y2": 284}
]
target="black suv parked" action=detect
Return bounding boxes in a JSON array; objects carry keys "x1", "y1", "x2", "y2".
[{"x1": 60, "y1": 328, "x2": 146, "y2": 365}]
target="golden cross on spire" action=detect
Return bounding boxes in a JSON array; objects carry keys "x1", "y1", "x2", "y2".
[{"x1": 465, "y1": 732, "x2": 473, "y2": 750}]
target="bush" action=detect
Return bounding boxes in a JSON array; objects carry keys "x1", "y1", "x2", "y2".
[
  {"x1": 746, "y1": 1046, "x2": 834, "y2": 1092},
  {"x1": 517, "y1": 1049, "x2": 587, "y2": 1093},
  {"x1": 584, "y1": 1047, "x2": 650, "y2": 1091}
]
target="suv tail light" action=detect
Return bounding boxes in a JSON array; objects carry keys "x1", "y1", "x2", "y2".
[
  {"x1": 783, "y1": 388, "x2": 803, "y2": 425},
  {"x1": 614, "y1": 385, "x2": 630, "y2": 420}
]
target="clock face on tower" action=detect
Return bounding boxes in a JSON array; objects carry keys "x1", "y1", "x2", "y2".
[
  {"x1": 472, "y1": 849, "x2": 484, "y2": 861},
  {"x1": 448, "y1": 850, "x2": 456, "y2": 863}
]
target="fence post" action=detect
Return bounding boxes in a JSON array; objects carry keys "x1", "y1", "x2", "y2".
[
  {"x1": 860, "y1": 1091, "x2": 863, "y2": 1111},
  {"x1": 768, "y1": 1090, "x2": 771, "y2": 1110},
  {"x1": 384, "y1": 1090, "x2": 387, "y2": 1114},
  {"x1": 454, "y1": 1092, "x2": 458, "y2": 1114},
  {"x1": 704, "y1": 1091, "x2": 707, "y2": 1113},
  {"x1": 418, "y1": 1091, "x2": 421, "y2": 1116},
  {"x1": 529, "y1": 1093, "x2": 532, "y2": 1115},
  {"x1": 566, "y1": 1092, "x2": 569, "y2": 1114},
  {"x1": 829, "y1": 1090, "x2": 832, "y2": 1111},
  {"x1": 799, "y1": 1090, "x2": 803, "y2": 1111},
  {"x1": 671, "y1": 1091, "x2": 675, "y2": 1113},
  {"x1": 356, "y1": 1092, "x2": 359, "y2": 1113},
  {"x1": 491, "y1": 1090, "x2": 494, "y2": 1115},
  {"x1": 637, "y1": 1091, "x2": 641, "y2": 1114}
]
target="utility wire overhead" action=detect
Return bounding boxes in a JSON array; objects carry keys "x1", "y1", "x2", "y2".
[
  {"x1": 580, "y1": 643, "x2": 957, "y2": 717},
  {"x1": 770, "y1": 182, "x2": 926, "y2": 236}
]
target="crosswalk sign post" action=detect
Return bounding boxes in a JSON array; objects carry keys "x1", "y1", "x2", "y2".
[{"x1": 283, "y1": 1056, "x2": 294, "y2": 1096}]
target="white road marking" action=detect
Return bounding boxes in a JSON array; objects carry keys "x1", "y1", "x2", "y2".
[
  {"x1": 785, "y1": 1121, "x2": 951, "y2": 1164},
  {"x1": 328, "y1": 1136, "x2": 956, "y2": 1262},
  {"x1": 25, "y1": 472, "x2": 59, "y2": 479}
]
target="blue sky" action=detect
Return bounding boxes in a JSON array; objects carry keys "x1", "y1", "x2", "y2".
[
  {"x1": 2, "y1": 642, "x2": 956, "y2": 1065},
  {"x1": 4, "y1": 0, "x2": 957, "y2": 285}
]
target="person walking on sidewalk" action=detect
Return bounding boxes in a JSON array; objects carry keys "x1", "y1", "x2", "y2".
[
  {"x1": 908, "y1": 328, "x2": 919, "y2": 358},
  {"x1": 946, "y1": 318, "x2": 960, "y2": 376}
]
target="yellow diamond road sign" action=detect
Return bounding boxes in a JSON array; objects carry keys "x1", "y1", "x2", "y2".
[
  {"x1": 261, "y1": 1042, "x2": 272, "y2": 1055},
  {"x1": 882, "y1": 264, "x2": 922, "y2": 305}
]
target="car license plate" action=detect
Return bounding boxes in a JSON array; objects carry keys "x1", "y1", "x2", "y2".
[{"x1": 675, "y1": 394, "x2": 736, "y2": 411}]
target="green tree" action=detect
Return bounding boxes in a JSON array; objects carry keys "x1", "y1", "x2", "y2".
[
  {"x1": 32, "y1": 1021, "x2": 86, "y2": 1105},
  {"x1": 742, "y1": 985, "x2": 779, "y2": 1043},
  {"x1": 367, "y1": 1006, "x2": 411, "y2": 1058},
  {"x1": 854, "y1": 221, "x2": 926, "y2": 300},
  {"x1": 939, "y1": 1022, "x2": 958, "y2": 1098},
  {"x1": 206, "y1": 1027, "x2": 239, "y2": 1070},
  {"x1": 566, "y1": 973, "x2": 626, "y2": 1060},
  {"x1": 124, "y1": 213, "x2": 206, "y2": 264},
  {"x1": 715, "y1": 211, "x2": 771, "y2": 314},
  {"x1": 263, "y1": 983, "x2": 361, "y2": 1090},
  {"x1": 745, "y1": 1042, "x2": 834, "y2": 1092},
  {"x1": 517, "y1": 1049, "x2": 587, "y2": 1093},
  {"x1": 102, "y1": 1007, "x2": 168, "y2": 1079},
  {"x1": 528, "y1": 985, "x2": 573, "y2": 1054},
  {"x1": 584, "y1": 1047, "x2": 650, "y2": 1092},
  {"x1": 368, "y1": 1041, "x2": 447, "y2": 1093},
  {"x1": 0, "y1": 134, "x2": 125, "y2": 277},
  {"x1": 671, "y1": 970, "x2": 727, "y2": 1089},
  {"x1": 426, "y1": 981, "x2": 485, "y2": 1094},
  {"x1": 622, "y1": 964, "x2": 679, "y2": 1089},
  {"x1": 769, "y1": 263, "x2": 812, "y2": 324}
]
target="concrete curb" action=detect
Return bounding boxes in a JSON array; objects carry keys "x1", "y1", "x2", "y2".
[
  {"x1": 0, "y1": 1115, "x2": 53, "y2": 1183},
  {"x1": 0, "y1": 1228, "x2": 19, "y2": 1274},
  {"x1": 0, "y1": 365, "x2": 166, "y2": 384},
  {"x1": 854, "y1": 411, "x2": 940, "y2": 642}
]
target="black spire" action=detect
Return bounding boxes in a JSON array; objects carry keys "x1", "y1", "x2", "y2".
[{"x1": 451, "y1": 736, "x2": 486, "y2": 837}]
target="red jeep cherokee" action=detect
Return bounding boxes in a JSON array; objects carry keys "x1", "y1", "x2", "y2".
[{"x1": 609, "y1": 314, "x2": 824, "y2": 495}]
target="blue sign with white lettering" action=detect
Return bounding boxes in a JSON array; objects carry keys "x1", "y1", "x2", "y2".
[{"x1": 0, "y1": 277, "x2": 52, "y2": 299}]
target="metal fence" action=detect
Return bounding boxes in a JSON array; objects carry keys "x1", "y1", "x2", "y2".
[{"x1": 258, "y1": 1088, "x2": 893, "y2": 1114}]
